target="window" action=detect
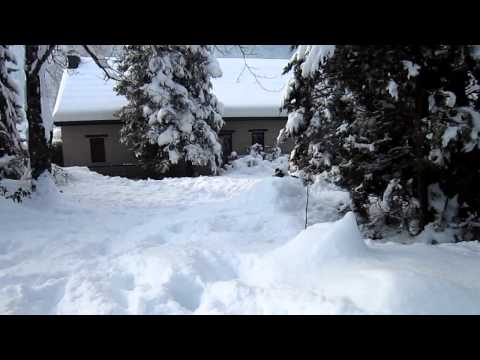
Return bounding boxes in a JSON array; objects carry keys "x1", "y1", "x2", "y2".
[
  {"x1": 250, "y1": 130, "x2": 266, "y2": 147},
  {"x1": 219, "y1": 132, "x2": 233, "y2": 156},
  {"x1": 89, "y1": 137, "x2": 106, "y2": 163}
]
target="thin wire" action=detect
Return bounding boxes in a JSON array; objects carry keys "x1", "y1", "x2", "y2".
[{"x1": 305, "y1": 181, "x2": 309, "y2": 229}]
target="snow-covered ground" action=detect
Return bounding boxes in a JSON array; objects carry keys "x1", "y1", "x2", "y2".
[{"x1": 1, "y1": 156, "x2": 480, "y2": 314}]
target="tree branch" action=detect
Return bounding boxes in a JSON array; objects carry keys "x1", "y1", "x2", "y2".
[
  {"x1": 82, "y1": 45, "x2": 121, "y2": 81},
  {"x1": 31, "y1": 45, "x2": 56, "y2": 77},
  {"x1": 235, "y1": 45, "x2": 286, "y2": 93}
]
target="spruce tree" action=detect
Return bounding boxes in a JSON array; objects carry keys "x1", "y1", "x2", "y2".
[
  {"x1": 115, "y1": 45, "x2": 224, "y2": 176},
  {"x1": 280, "y1": 45, "x2": 480, "y2": 240},
  {"x1": 0, "y1": 45, "x2": 29, "y2": 199}
]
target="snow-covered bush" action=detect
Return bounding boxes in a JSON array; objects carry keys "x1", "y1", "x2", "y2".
[
  {"x1": 226, "y1": 154, "x2": 289, "y2": 177},
  {"x1": 228, "y1": 151, "x2": 238, "y2": 162},
  {"x1": 265, "y1": 146, "x2": 282, "y2": 161},
  {"x1": 246, "y1": 143, "x2": 265, "y2": 167},
  {"x1": 51, "y1": 164, "x2": 68, "y2": 186},
  {"x1": 115, "y1": 45, "x2": 224, "y2": 176},
  {"x1": 250, "y1": 143, "x2": 264, "y2": 157}
]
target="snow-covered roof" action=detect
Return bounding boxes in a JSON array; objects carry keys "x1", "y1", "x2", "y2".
[{"x1": 53, "y1": 57, "x2": 290, "y2": 123}]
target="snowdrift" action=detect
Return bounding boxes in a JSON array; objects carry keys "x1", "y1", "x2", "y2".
[
  {"x1": 224, "y1": 154, "x2": 289, "y2": 177},
  {"x1": 3, "y1": 165, "x2": 480, "y2": 314},
  {"x1": 200, "y1": 212, "x2": 480, "y2": 315}
]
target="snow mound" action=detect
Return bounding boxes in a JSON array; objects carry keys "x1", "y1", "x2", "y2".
[
  {"x1": 25, "y1": 172, "x2": 62, "y2": 207},
  {"x1": 4, "y1": 159, "x2": 480, "y2": 314},
  {"x1": 240, "y1": 212, "x2": 367, "y2": 287},
  {"x1": 274, "y1": 212, "x2": 366, "y2": 261},
  {"x1": 212, "y1": 212, "x2": 480, "y2": 314},
  {"x1": 225, "y1": 155, "x2": 288, "y2": 177}
]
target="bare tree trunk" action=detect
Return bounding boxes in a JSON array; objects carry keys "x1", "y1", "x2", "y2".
[
  {"x1": 186, "y1": 160, "x2": 194, "y2": 177},
  {"x1": 25, "y1": 45, "x2": 53, "y2": 180}
]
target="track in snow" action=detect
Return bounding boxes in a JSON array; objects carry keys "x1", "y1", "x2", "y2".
[
  {"x1": 3, "y1": 158, "x2": 479, "y2": 314},
  {"x1": 0, "y1": 158, "x2": 348, "y2": 314}
]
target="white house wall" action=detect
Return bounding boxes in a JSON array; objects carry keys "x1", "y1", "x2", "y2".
[
  {"x1": 61, "y1": 123, "x2": 136, "y2": 167},
  {"x1": 61, "y1": 119, "x2": 293, "y2": 168}
]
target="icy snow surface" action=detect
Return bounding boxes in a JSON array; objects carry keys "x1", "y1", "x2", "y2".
[{"x1": 2, "y1": 157, "x2": 480, "y2": 314}]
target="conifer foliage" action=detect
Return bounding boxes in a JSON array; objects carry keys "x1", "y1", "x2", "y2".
[
  {"x1": 280, "y1": 45, "x2": 480, "y2": 240},
  {"x1": 0, "y1": 45, "x2": 29, "y2": 199},
  {"x1": 115, "y1": 45, "x2": 224, "y2": 176}
]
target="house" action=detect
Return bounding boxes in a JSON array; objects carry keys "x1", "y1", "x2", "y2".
[{"x1": 53, "y1": 55, "x2": 293, "y2": 178}]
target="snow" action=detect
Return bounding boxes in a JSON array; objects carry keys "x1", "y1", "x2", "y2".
[
  {"x1": 293, "y1": 45, "x2": 336, "y2": 77},
  {"x1": 302, "y1": 45, "x2": 335, "y2": 77},
  {"x1": 207, "y1": 56, "x2": 222, "y2": 78},
  {"x1": 442, "y1": 126, "x2": 459, "y2": 147},
  {"x1": 52, "y1": 59, "x2": 127, "y2": 122},
  {"x1": 471, "y1": 46, "x2": 480, "y2": 60},
  {"x1": 0, "y1": 155, "x2": 15, "y2": 168},
  {"x1": 465, "y1": 107, "x2": 480, "y2": 149},
  {"x1": 211, "y1": 58, "x2": 290, "y2": 117},
  {"x1": 52, "y1": 57, "x2": 291, "y2": 123},
  {"x1": 2, "y1": 157, "x2": 480, "y2": 314},
  {"x1": 213, "y1": 45, "x2": 293, "y2": 59},
  {"x1": 285, "y1": 109, "x2": 305, "y2": 134},
  {"x1": 382, "y1": 179, "x2": 400, "y2": 212},
  {"x1": 454, "y1": 107, "x2": 480, "y2": 152},
  {"x1": 52, "y1": 127, "x2": 62, "y2": 144},
  {"x1": 8, "y1": 46, "x2": 27, "y2": 141},
  {"x1": 402, "y1": 60, "x2": 421, "y2": 79},
  {"x1": 387, "y1": 79, "x2": 399, "y2": 101},
  {"x1": 155, "y1": 126, "x2": 178, "y2": 146},
  {"x1": 443, "y1": 91, "x2": 457, "y2": 108}
]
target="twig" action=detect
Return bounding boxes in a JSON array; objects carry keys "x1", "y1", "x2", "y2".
[
  {"x1": 31, "y1": 45, "x2": 56, "y2": 76},
  {"x1": 236, "y1": 45, "x2": 287, "y2": 93},
  {"x1": 82, "y1": 45, "x2": 121, "y2": 81},
  {"x1": 305, "y1": 180, "x2": 310, "y2": 229}
]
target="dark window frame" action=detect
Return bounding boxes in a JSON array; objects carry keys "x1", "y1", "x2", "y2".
[
  {"x1": 89, "y1": 137, "x2": 106, "y2": 163},
  {"x1": 219, "y1": 131, "x2": 234, "y2": 158},
  {"x1": 85, "y1": 134, "x2": 108, "y2": 138},
  {"x1": 249, "y1": 129, "x2": 267, "y2": 147}
]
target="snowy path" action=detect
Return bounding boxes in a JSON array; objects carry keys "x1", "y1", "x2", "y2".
[
  {"x1": 0, "y1": 159, "x2": 319, "y2": 314},
  {"x1": 2, "y1": 158, "x2": 480, "y2": 314}
]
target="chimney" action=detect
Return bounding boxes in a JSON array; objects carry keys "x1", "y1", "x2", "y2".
[{"x1": 67, "y1": 54, "x2": 81, "y2": 69}]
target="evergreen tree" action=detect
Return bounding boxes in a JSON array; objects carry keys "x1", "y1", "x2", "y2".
[
  {"x1": 280, "y1": 45, "x2": 480, "y2": 240},
  {"x1": 0, "y1": 45, "x2": 29, "y2": 199},
  {"x1": 115, "y1": 45, "x2": 224, "y2": 176}
]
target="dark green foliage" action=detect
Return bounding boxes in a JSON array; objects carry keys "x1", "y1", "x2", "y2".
[
  {"x1": 0, "y1": 45, "x2": 30, "y2": 200},
  {"x1": 280, "y1": 45, "x2": 480, "y2": 239}
]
